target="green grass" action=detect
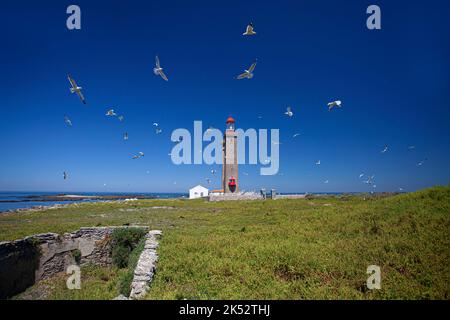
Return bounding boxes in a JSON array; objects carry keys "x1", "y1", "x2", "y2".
[{"x1": 1, "y1": 186, "x2": 449, "y2": 299}]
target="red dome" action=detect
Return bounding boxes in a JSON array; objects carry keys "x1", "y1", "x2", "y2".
[{"x1": 226, "y1": 116, "x2": 235, "y2": 124}]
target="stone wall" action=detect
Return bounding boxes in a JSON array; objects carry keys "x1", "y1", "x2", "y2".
[
  {"x1": 0, "y1": 226, "x2": 148, "y2": 299},
  {"x1": 129, "y1": 230, "x2": 162, "y2": 299},
  {"x1": 208, "y1": 192, "x2": 263, "y2": 201}
]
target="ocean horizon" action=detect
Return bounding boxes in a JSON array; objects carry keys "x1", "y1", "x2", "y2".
[
  {"x1": 0, "y1": 191, "x2": 189, "y2": 213},
  {"x1": 0, "y1": 190, "x2": 381, "y2": 213}
]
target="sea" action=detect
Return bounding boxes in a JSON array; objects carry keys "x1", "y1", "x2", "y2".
[{"x1": 0, "y1": 192, "x2": 188, "y2": 213}]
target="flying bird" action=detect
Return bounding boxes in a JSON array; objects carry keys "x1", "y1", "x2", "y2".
[
  {"x1": 211, "y1": 169, "x2": 217, "y2": 174},
  {"x1": 417, "y1": 158, "x2": 428, "y2": 166},
  {"x1": 408, "y1": 145, "x2": 416, "y2": 150},
  {"x1": 63, "y1": 171, "x2": 68, "y2": 180},
  {"x1": 118, "y1": 115, "x2": 124, "y2": 122},
  {"x1": 293, "y1": 133, "x2": 301, "y2": 138},
  {"x1": 206, "y1": 178, "x2": 211, "y2": 184},
  {"x1": 285, "y1": 106, "x2": 293, "y2": 118},
  {"x1": 243, "y1": 22, "x2": 256, "y2": 36},
  {"x1": 153, "y1": 55, "x2": 168, "y2": 81},
  {"x1": 365, "y1": 175, "x2": 375, "y2": 185},
  {"x1": 381, "y1": 145, "x2": 389, "y2": 153},
  {"x1": 152, "y1": 123, "x2": 162, "y2": 134},
  {"x1": 316, "y1": 160, "x2": 321, "y2": 165},
  {"x1": 123, "y1": 132, "x2": 128, "y2": 140},
  {"x1": 64, "y1": 115, "x2": 72, "y2": 127},
  {"x1": 359, "y1": 173, "x2": 365, "y2": 178},
  {"x1": 106, "y1": 109, "x2": 117, "y2": 116},
  {"x1": 132, "y1": 152, "x2": 144, "y2": 159},
  {"x1": 327, "y1": 100, "x2": 342, "y2": 111},
  {"x1": 324, "y1": 180, "x2": 329, "y2": 184},
  {"x1": 67, "y1": 74, "x2": 86, "y2": 104},
  {"x1": 236, "y1": 60, "x2": 257, "y2": 79}
]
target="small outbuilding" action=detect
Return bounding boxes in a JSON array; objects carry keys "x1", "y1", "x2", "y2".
[{"x1": 189, "y1": 185, "x2": 209, "y2": 199}]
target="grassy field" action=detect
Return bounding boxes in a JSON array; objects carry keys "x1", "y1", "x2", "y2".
[{"x1": 1, "y1": 186, "x2": 449, "y2": 300}]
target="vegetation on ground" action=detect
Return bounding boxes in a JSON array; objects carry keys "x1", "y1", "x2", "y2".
[{"x1": 2, "y1": 186, "x2": 449, "y2": 299}]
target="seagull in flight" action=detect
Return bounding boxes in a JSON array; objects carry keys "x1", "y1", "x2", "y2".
[
  {"x1": 293, "y1": 133, "x2": 301, "y2": 138},
  {"x1": 123, "y1": 132, "x2": 128, "y2": 140},
  {"x1": 365, "y1": 175, "x2": 375, "y2": 185},
  {"x1": 316, "y1": 160, "x2": 321, "y2": 165},
  {"x1": 285, "y1": 106, "x2": 293, "y2": 118},
  {"x1": 64, "y1": 115, "x2": 72, "y2": 127},
  {"x1": 63, "y1": 171, "x2": 68, "y2": 180},
  {"x1": 359, "y1": 173, "x2": 365, "y2": 178},
  {"x1": 324, "y1": 180, "x2": 329, "y2": 184},
  {"x1": 106, "y1": 109, "x2": 117, "y2": 116},
  {"x1": 243, "y1": 22, "x2": 256, "y2": 36},
  {"x1": 68, "y1": 74, "x2": 86, "y2": 104},
  {"x1": 132, "y1": 152, "x2": 144, "y2": 159},
  {"x1": 211, "y1": 169, "x2": 217, "y2": 174},
  {"x1": 417, "y1": 158, "x2": 428, "y2": 166},
  {"x1": 206, "y1": 178, "x2": 211, "y2": 184},
  {"x1": 327, "y1": 100, "x2": 342, "y2": 111},
  {"x1": 381, "y1": 145, "x2": 389, "y2": 153},
  {"x1": 118, "y1": 115, "x2": 124, "y2": 122},
  {"x1": 153, "y1": 55, "x2": 168, "y2": 81},
  {"x1": 237, "y1": 60, "x2": 257, "y2": 79},
  {"x1": 153, "y1": 123, "x2": 162, "y2": 134},
  {"x1": 408, "y1": 145, "x2": 416, "y2": 150}
]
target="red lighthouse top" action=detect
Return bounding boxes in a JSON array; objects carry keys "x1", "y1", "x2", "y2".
[{"x1": 226, "y1": 116, "x2": 235, "y2": 124}]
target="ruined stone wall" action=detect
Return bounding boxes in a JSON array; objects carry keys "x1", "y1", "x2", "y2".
[{"x1": 0, "y1": 226, "x2": 148, "y2": 299}]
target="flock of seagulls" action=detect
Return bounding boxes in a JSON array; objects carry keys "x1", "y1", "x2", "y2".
[{"x1": 63, "y1": 22, "x2": 427, "y2": 194}]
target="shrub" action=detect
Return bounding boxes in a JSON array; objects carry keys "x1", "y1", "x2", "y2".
[
  {"x1": 72, "y1": 249, "x2": 81, "y2": 264},
  {"x1": 118, "y1": 238, "x2": 146, "y2": 296},
  {"x1": 111, "y1": 228, "x2": 146, "y2": 268}
]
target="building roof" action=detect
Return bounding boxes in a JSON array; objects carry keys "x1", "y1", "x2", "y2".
[
  {"x1": 226, "y1": 116, "x2": 235, "y2": 124},
  {"x1": 189, "y1": 185, "x2": 209, "y2": 191}
]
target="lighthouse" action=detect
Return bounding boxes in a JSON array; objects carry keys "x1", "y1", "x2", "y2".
[{"x1": 222, "y1": 116, "x2": 238, "y2": 193}]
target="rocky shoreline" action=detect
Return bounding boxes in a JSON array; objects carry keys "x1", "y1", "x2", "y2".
[{"x1": 0, "y1": 194, "x2": 157, "y2": 203}]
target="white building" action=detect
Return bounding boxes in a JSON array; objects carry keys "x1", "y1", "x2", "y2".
[{"x1": 189, "y1": 185, "x2": 209, "y2": 199}]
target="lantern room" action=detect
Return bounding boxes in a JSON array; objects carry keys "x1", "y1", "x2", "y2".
[{"x1": 226, "y1": 116, "x2": 235, "y2": 131}]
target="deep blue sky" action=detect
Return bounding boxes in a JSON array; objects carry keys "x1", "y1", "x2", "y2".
[{"x1": 1, "y1": 0, "x2": 449, "y2": 193}]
